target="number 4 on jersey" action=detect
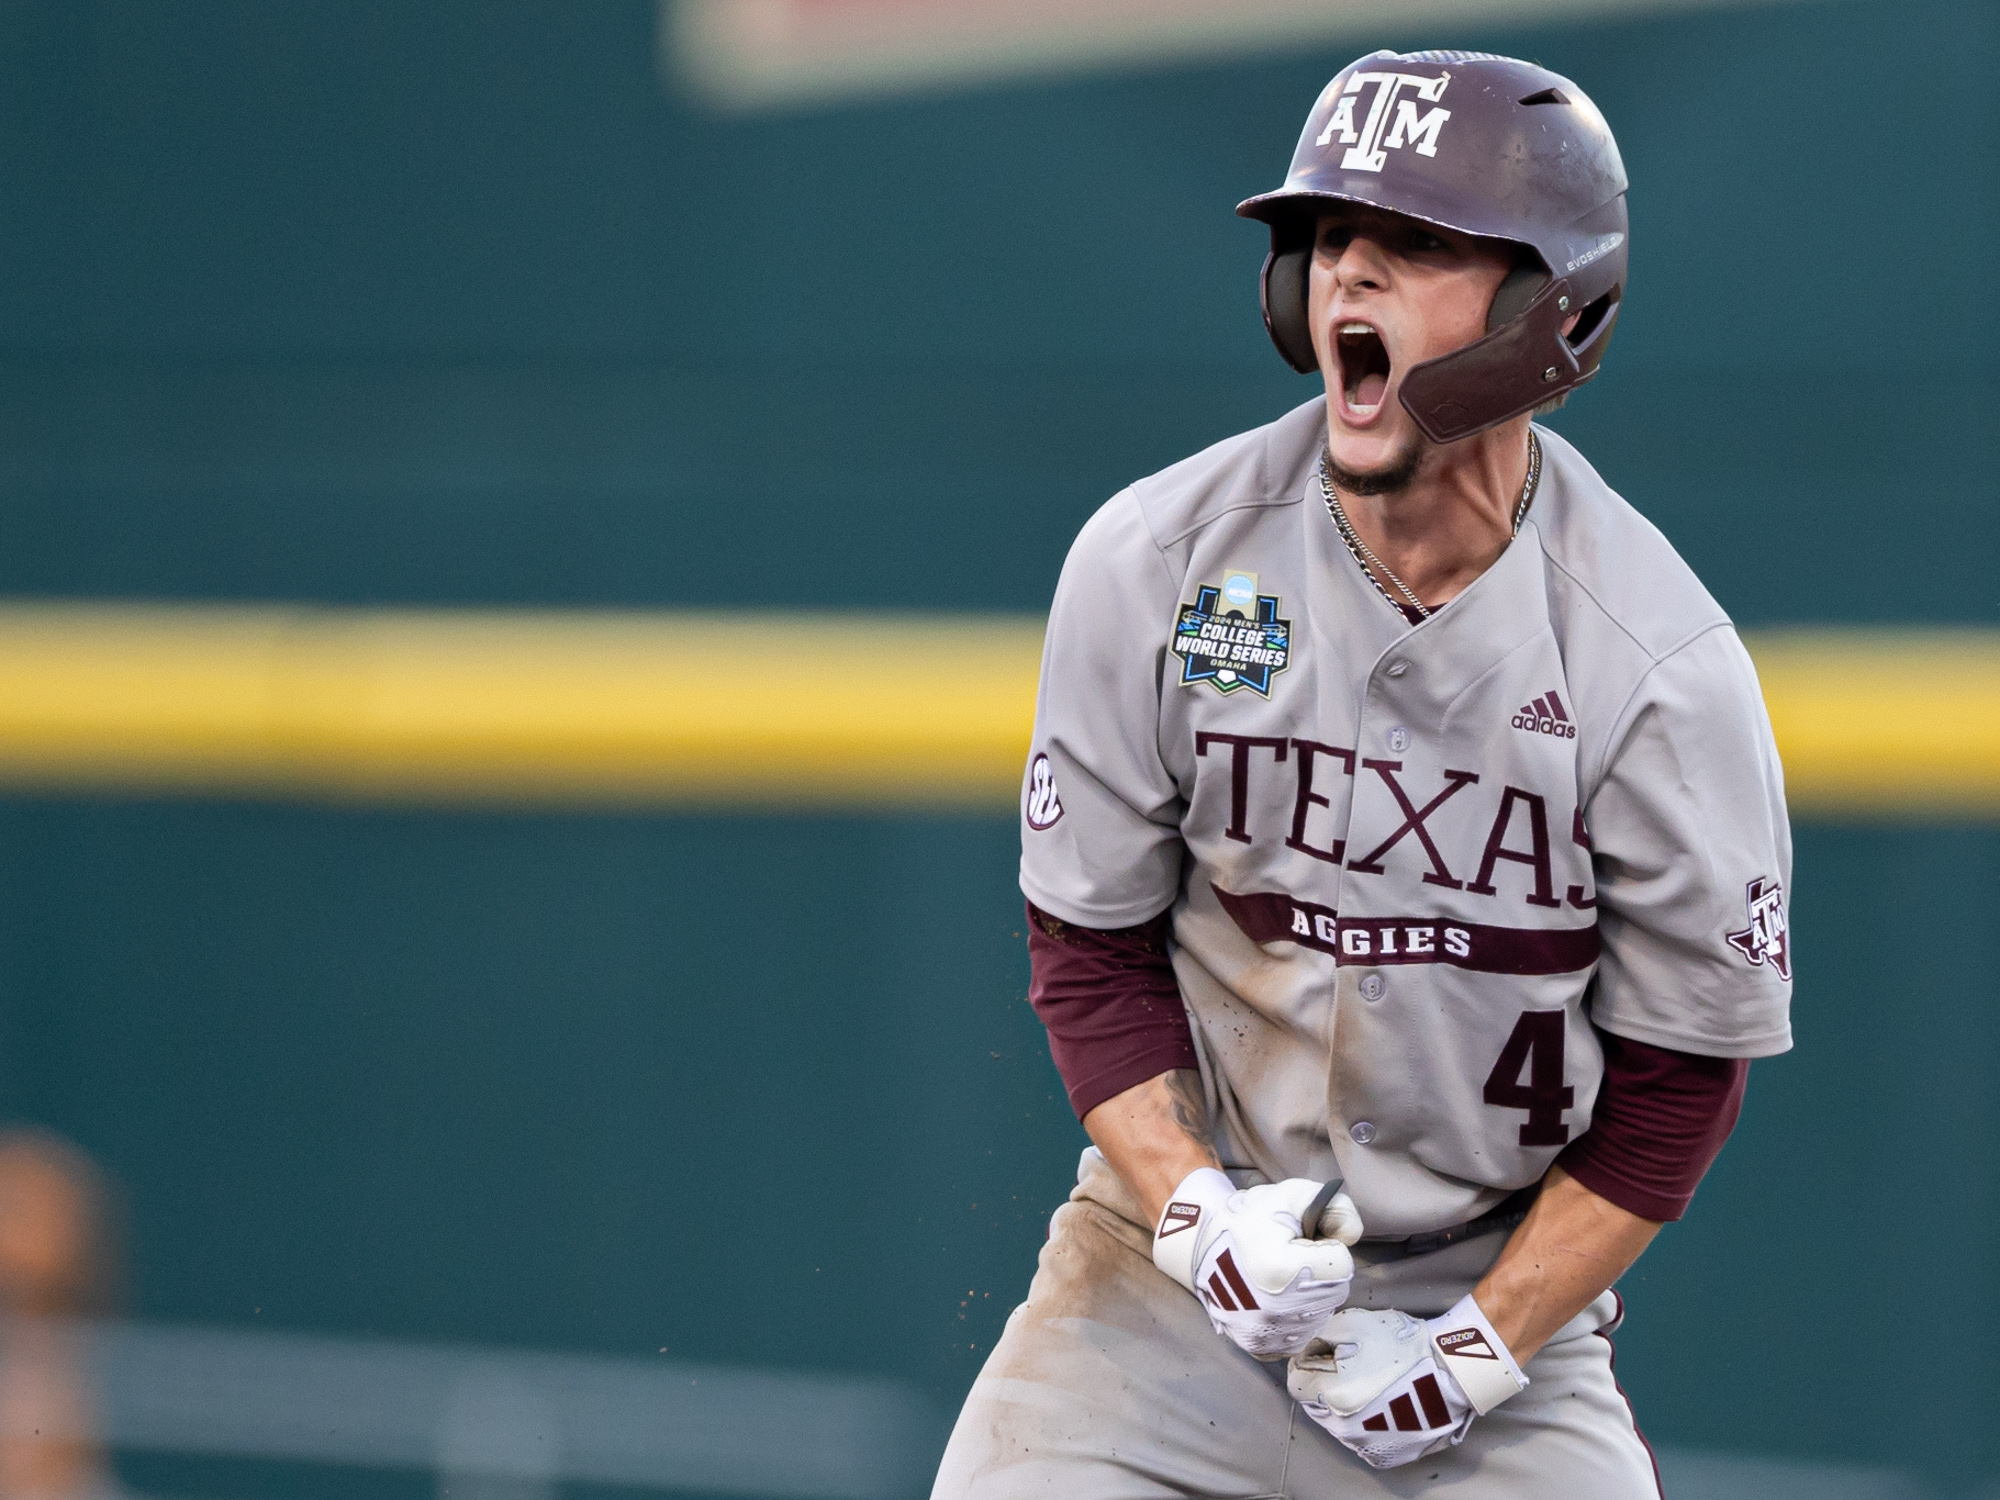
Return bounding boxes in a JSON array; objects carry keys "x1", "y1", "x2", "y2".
[{"x1": 1482, "y1": 1011, "x2": 1574, "y2": 1145}]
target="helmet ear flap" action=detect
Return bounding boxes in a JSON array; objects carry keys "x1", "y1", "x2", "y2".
[
  {"x1": 1259, "y1": 233, "x2": 1318, "y2": 374},
  {"x1": 1487, "y1": 262, "x2": 1550, "y2": 332}
]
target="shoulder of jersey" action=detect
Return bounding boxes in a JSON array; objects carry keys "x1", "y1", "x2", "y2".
[
  {"x1": 1529, "y1": 424, "x2": 1732, "y2": 662},
  {"x1": 1118, "y1": 397, "x2": 1326, "y2": 550}
]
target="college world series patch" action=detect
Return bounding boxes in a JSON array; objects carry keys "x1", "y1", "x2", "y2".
[{"x1": 1173, "y1": 570, "x2": 1292, "y2": 696}]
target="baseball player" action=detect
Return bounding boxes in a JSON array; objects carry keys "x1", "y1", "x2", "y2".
[{"x1": 935, "y1": 50, "x2": 1792, "y2": 1498}]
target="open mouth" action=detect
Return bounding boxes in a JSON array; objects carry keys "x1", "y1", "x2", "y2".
[{"x1": 1336, "y1": 323, "x2": 1391, "y2": 413}]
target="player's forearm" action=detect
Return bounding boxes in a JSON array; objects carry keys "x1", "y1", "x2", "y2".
[
  {"x1": 1470, "y1": 1165, "x2": 1659, "y2": 1364},
  {"x1": 1083, "y1": 1068, "x2": 1221, "y2": 1226}
]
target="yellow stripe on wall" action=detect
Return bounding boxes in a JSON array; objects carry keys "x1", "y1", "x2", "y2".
[
  {"x1": 0, "y1": 604, "x2": 1988, "y2": 817},
  {"x1": 1746, "y1": 629, "x2": 2000, "y2": 817},
  {"x1": 0, "y1": 605, "x2": 1043, "y2": 809}
]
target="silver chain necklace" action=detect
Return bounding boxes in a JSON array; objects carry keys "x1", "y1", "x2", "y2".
[{"x1": 1317, "y1": 430, "x2": 1542, "y2": 622}]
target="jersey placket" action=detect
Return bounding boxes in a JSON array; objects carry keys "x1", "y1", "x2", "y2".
[{"x1": 1325, "y1": 529, "x2": 1603, "y2": 1228}]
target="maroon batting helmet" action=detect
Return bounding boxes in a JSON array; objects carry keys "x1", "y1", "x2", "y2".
[{"x1": 1237, "y1": 50, "x2": 1629, "y2": 444}]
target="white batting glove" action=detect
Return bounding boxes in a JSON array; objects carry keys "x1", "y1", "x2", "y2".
[
  {"x1": 1287, "y1": 1295, "x2": 1528, "y2": 1469},
  {"x1": 1151, "y1": 1167, "x2": 1362, "y2": 1360}
]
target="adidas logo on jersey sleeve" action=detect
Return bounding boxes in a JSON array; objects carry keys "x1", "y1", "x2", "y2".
[{"x1": 1510, "y1": 689, "x2": 1577, "y2": 739}]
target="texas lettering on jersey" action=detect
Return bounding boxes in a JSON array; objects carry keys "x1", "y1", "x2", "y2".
[{"x1": 1191, "y1": 731, "x2": 1598, "y2": 975}]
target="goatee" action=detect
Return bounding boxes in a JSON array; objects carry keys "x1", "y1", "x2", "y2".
[{"x1": 1324, "y1": 432, "x2": 1425, "y2": 496}]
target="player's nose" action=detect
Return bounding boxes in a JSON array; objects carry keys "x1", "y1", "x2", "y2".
[{"x1": 1333, "y1": 235, "x2": 1392, "y2": 295}]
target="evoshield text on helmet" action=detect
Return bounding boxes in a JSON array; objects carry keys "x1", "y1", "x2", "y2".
[{"x1": 1237, "y1": 51, "x2": 1629, "y2": 444}]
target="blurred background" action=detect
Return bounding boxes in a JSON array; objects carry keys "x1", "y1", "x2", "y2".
[{"x1": 0, "y1": 0, "x2": 1991, "y2": 1497}]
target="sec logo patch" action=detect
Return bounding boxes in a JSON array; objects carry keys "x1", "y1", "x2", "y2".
[{"x1": 1025, "y1": 753, "x2": 1064, "y2": 830}]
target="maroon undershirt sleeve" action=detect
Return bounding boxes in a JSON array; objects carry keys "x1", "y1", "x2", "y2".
[
  {"x1": 1556, "y1": 1029, "x2": 1750, "y2": 1222},
  {"x1": 1026, "y1": 900, "x2": 1196, "y2": 1121}
]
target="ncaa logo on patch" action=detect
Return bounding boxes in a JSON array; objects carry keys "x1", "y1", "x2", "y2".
[{"x1": 1025, "y1": 753, "x2": 1064, "y2": 830}]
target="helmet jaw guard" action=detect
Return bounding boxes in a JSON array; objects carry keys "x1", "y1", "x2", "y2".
[
  {"x1": 1400, "y1": 274, "x2": 1619, "y2": 444},
  {"x1": 1241, "y1": 51, "x2": 1629, "y2": 442}
]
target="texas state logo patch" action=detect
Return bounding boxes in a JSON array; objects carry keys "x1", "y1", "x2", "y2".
[
  {"x1": 1725, "y1": 876, "x2": 1791, "y2": 982},
  {"x1": 1172, "y1": 569, "x2": 1292, "y2": 696}
]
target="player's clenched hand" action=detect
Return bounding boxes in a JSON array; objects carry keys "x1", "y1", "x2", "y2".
[
  {"x1": 1151, "y1": 1167, "x2": 1362, "y2": 1360},
  {"x1": 1287, "y1": 1296, "x2": 1527, "y2": 1469}
]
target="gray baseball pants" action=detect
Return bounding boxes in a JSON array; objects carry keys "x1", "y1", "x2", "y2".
[{"x1": 932, "y1": 1149, "x2": 1661, "y2": 1499}]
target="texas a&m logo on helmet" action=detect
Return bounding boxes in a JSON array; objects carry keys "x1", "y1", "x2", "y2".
[{"x1": 1315, "y1": 67, "x2": 1453, "y2": 173}]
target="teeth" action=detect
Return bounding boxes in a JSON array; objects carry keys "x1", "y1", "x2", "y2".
[{"x1": 1339, "y1": 323, "x2": 1374, "y2": 336}]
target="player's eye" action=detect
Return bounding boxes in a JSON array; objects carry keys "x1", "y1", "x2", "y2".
[{"x1": 1317, "y1": 225, "x2": 1354, "y2": 253}]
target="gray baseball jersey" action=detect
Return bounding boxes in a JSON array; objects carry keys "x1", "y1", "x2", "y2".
[{"x1": 1019, "y1": 396, "x2": 1793, "y2": 1238}]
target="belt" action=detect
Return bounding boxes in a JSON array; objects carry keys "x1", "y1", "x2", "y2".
[{"x1": 1359, "y1": 1186, "x2": 1540, "y2": 1262}]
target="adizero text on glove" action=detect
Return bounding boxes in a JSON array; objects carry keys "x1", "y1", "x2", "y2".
[{"x1": 1151, "y1": 1167, "x2": 1362, "y2": 1361}]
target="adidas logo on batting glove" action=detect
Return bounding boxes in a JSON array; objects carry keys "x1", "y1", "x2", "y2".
[
  {"x1": 1287, "y1": 1294, "x2": 1528, "y2": 1469},
  {"x1": 1151, "y1": 1167, "x2": 1363, "y2": 1361}
]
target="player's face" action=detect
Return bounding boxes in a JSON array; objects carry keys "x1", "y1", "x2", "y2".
[{"x1": 1308, "y1": 206, "x2": 1516, "y2": 487}]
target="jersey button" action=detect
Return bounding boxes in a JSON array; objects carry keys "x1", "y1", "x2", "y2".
[
  {"x1": 1359, "y1": 973, "x2": 1385, "y2": 1002},
  {"x1": 1350, "y1": 1121, "x2": 1377, "y2": 1145},
  {"x1": 1387, "y1": 726, "x2": 1411, "y2": 752},
  {"x1": 1385, "y1": 661, "x2": 1408, "y2": 678}
]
